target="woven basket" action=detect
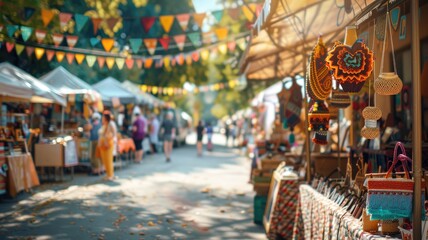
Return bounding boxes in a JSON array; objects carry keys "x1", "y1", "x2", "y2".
[
  {"x1": 362, "y1": 209, "x2": 379, "y2": 233},
  {"x1": 374, "y1": 72, "x2": 403, "y2": 95},
  {"x1": 361, "y1": 126, "x2": 380, "y2": 139},
  {"x1": 362, "y1": 107, "x2": 382, "y2": 120}
]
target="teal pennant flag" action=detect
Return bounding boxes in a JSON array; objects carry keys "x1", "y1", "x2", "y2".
[
  {"x1": 212, "y1": 10, "x2": 224, "y2": 23},
  {"x1": 7, "y1": 25, "x2": 19, "y2": 38},
  {"x1": 129, "y1": 38, "x2": 142, "y2": 54},
  {"x1": 75, "y1": 14, "x2": 89, "y2": 32},
  {"x1": 20, "y1": 26, "x2": 33, "y2": 42},
  {"x1": 90, "y1": 37, "x2": 100, "y2": 47},
  {"x1": 187, "y1": 32, "x2": 201, "y2": 47}
]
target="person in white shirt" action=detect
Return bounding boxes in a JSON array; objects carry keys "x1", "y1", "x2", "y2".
[{"x1": 149, "y1": 114, "x2": 160, "y2": 154}]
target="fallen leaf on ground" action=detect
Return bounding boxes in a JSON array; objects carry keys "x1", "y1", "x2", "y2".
[
  {"x1": 181, "y1": 223, "x2": 188, "y2": 228},
  {"x1": 200, "y1": 188, "x2": 210, "y2": 193},
  {"x1": 219, "y1": 209, "x2": 226, "y2": 213},
  {"x1": 147, "y1": 221, "x2": 156, "y2": 226}
]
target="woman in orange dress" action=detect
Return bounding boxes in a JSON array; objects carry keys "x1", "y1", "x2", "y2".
[{"x1": 98, "y1": 111, "x2": 117, "y2": 181}]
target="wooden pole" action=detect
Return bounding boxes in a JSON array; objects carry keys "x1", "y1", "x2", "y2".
[
  {"x1": 303, "y1": 56, "x2": 311, "y2": 182},
  {"x1": 411, "y1": 0, "x2": 422, "y2": 238}
]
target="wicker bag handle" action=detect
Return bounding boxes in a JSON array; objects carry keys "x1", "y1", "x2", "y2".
[{"x1": 385, "y1": 142, "x2": 411, "y2": 179}]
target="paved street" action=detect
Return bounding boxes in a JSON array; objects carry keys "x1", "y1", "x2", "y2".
[{"x1": 0, "y1": 134, "x2": 265, "y2": 240}]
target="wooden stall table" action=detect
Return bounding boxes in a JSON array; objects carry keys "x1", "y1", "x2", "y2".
[
  {"x1": 117, "y1": 138, "x2": 136, "y2": 166},
  {"x1": 7, "y1": 153, "x2": 40, "y2": 197}
]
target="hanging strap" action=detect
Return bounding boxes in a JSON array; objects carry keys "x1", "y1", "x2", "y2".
[
  {"x1": 379, "y1": 12, "x2": 389, "y2": 74},
  {"x1": 387, "y1": 11, "x2": 398, "y2": 74},
  {"x1": 385, "y1": 142, "x2": 411, "y2": 179}
]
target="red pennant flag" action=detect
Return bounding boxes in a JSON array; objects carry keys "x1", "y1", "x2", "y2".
[
  {"x1": 192, "y1": 52, "x2": 200, "y2": 62},
  {"x1": 92, "y1": 18, "x2": 102, "y2": 34},
  {"x1": 46, "y1": 50, "x2": 55, "y2": 61},
  {"x1": 227, "y1": 41, "x2": 236, "y2": 52},
  {"x1": 26, "y1": 46, "x2": 34, "y2": 57},
  {"x1": 256, "y1": 4, "x2": 263, "y2": 17},
  {"x1": 125, "y1": 58, "x2": 134, "y2": 69},
  {"x1": 159, "y1": 36, "x2": 170, "y2": 51},
  {"x1": 59, "y1": 13, "x2": 72, "y2": 29},
  {"x1": 140, "y1": 17, "x2": 156, "y2": 33},
  {"x1": 5, "y1": 42, "x2": 14, "y2": 52},
  {"x1": 52, "y1": 33, "x2": 64, "y2": 46},
  {"x1": 106, "y1": 18, "x2": 119, "y2": 29},
  {"x1": 136, "y1": 59, "x2": 143, "y2": 68},
  {"x1": 35, "y1": 29, "x2": 47, "y2": 43},
  {"x1": 173, "y1": 35, "x2": 186, "y2": 51},
  {"x1": 66, "y1": 53, "x2": 74, "y2": 64},
  {"x1": 97, "y1": 57, "x2": 106, "y2": 68},
  {"x1": 66, "y1": 35, "x2": 79, "y2": 48},
  {"x1": 176, "y1": 14, "x2": 190, "y2": 31}
]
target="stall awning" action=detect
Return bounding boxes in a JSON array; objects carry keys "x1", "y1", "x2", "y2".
[
  {"x1": 240, "y1": 0, "x2": 379, "y2": 81},
  {"x1": 0, "y1": 72, "x2": 32, "y2": 101},
  {"x1": 0, "y1": 62, "x2": 66, "y2": 106},
  {"x1": 92, "y1": 77, "x2": 137, "y2": 105},
  {"x1": 121, "y1": 80, "x2": 166, "y2": 107}
]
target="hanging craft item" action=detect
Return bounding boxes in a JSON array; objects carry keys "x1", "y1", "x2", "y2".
[
  {"x1": 326, "y1": 26, "x2": 374, "y2": 93},
  {"x1": 308, "y1": 101, "x2": 330, "y2": 145},
  {"x1": 277, "y1": 82, "x2": 290, "y2": 128},
  {"x1": 284, "y1": 78, "x2": 302, "y2": 129},
  {"x1": 307, "y1": 36, "x2": 332, "y2": 100},
  {"x1": 361, "y1": 107, "x2": 382, "y2": 139},
  {"x1": 374, "y1": 13, "x2": 403, "y2": 95},
  {"x1": 330, "y1": 88, "x2": 351, "y2": 108}
]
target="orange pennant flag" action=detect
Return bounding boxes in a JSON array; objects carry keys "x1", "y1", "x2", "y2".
[
  {"x1": 46, "y1": 50, "x2": 55, "y2": 61},
  {"x1": 125, "y1": 58, "x2": 134, "y2": 69},
  {"x1": 227, "y1": 41, "x2": 236, "y2": 51},
  {"x1": 144, "y1": 58, "x2": 153, "y2": 68},
  {"x1": 41, "y1": 9, "x2": 56, "y2": 27},
  {"x1": 144, "y1": 39, "x2": 157, "y2": 55},
  {"x1": 136, "y1": 59, "x2": 143, "y2": 68},
  {"x1": 177, "y1": 54, "x2": 184, "y2": 65},
  {"x1": 92, "y1": 18, "x2": 102, "y2": 34},
  {"x1": 75, "y1": 54, "x2": 85, "y2": 64},
  {"x1": 66, "y1": 53, "x2": 75, "y2": 64},
  {"x1": 159, "y1": 15, "x2": 175, "y2": 33},
  {"x1": 35, "y1": 48, "x2": 45, "y2": 60},
  {"x1": 56, "y1": 51, "x2": 65, "y2": 62},
  {"x1": 193, "y1": 13, "x2": 206, "y2": 28},
  {"x1": 186, "y1": 55, "x2": 192, "y2": 65},
  {"x1": 242, "y1": 3, "x2": 257, "y2": 22},
  {"x1": 106, "y1": 57, "x2": 115, "y2": 69},
  {"x1": 101, "y1": 38, "x2": 115, "y2": 52},
  {"x1": 115, "y1": 58, "x2": 125, "y2": 69},
  {"x1": 215, "y1": 28, "x2": 228, "y2": 41},
  {"x1": 97, "y1": 57, "x2": 106, "y2": 68}
]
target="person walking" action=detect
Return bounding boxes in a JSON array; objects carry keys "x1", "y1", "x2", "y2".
[
  {"x1": 149, "y1": 114, "x2": 160, "y2": 154},
  {"x1": 98, "y1": 111, "x2": 117, "y2": 181},
  {"x1": 132, "y1": 112, "x2": 145, "y2": 163},
  {"x1": 89, "y1": 112, "x2": 102, "y2": 175},
  {"x1": 225, "y1": 124, "x2": 230, "y2": 146},
  {"x1": 160, "y1": 112, "x2": 176, "y2": 162},
  {"x1": 206, "y1": 122, "x2": 213, "y2": 151},
  {"x1": 196, "y1": 121, "x2": 205, "y2": 156}
]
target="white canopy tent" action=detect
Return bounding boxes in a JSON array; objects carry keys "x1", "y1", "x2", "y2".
[
  {"x1": 121, "y1": 80, "x2": 165, "y2": 107},
  {"x1": 0, "y1": 72, "x2": 32, "y2": 101},
  {"x1": 93, "y1": 77, "x2": 138, "y2": 106}
]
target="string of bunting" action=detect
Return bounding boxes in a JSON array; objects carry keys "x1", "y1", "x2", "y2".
[{"x1": 139, "y1": 79, "x2": 240, "y2": 96}]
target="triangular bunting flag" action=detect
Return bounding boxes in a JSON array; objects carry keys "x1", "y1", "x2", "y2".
[
  {"x1": 106, "y1": 17, "x2": 119, "y2": 30},
  {"x1": 159, "y1": 15, "x2": 174, "y2": 33},
  {"x1": 229, "y1": 8, "x2": 240, "y2": 20},
  {"x1": 75, "y1": 54, "x2": 85, "y2": 64},
  {"x1": 106, "y1": 57, "x2": 115, "y2": 69},
  {"x1": 129, "y1": 38, "x2": 142, "y2": 53},
  {"x1": 35, "y1": 48, "x2": 45, "y2": 60},
  {"x1": 41, "y1": 9, "x2": 56, "y2": 27},
  {"x1": 192, "y1": 13, "x2": 206, "y2": 28},
  {"x1": 97, "y1": 57, "x2": 106, "y2": 68},
  {"x1": 101, "y1": 38, "x2": 115, "y2": 52},
  {"x1": 177, "y1": 54, "x2": 184, "y2": 65},
  {"x1": 171, "y1": 58, "x2": 176, "y2": 67},
  {"x1": 26, "y1": 46, "x2": 34, "y2": 57},
  {"x1": 212, "y1": 10, "x2": 224, "y2": 23},
  {"x1": 46, "y1": 50, "x2": 55, "y2": 61},
  {"x1": 52, "y1": 33, "x2": 64, "y2": 46},
  {"x1": 192, "y1": 52, "x2": 200, "y2": 62},
  {"x1": 218, "y1": 43, "x2": 228, "y2": 55},
  {"x1": 173, "y1": 35, "x2": 186, "y2": 51},
  {"x1": 86, "y1": 55, "x2": 96, "y2": 67},
  {"x1": 136, "y1": 59, "x2": 143, "y2": 68},
  {"x1": 187, "y1": 32, "x2": 201, "y2": 47},
  {"x1": 125, "y1": 58, "x2": 134, "y2": 69},
  {"x1": 227, "y1": 41, "x2": 236, "y2": 51},
  {"x1": 115, "y1": 58, "x2": 125, "y2": 69},
  {"x1": 144, "y1": 39, "x2": 157, "y2": 55},
  {"x1": 15, "y1": 44, "x2": 25, "y2": 55},
  {"x1": 186, "y1": 55, "x2": 192, "y2": 65},
  {"x1": 176, "y1": 14, "x2": 190, "y2": 31},
  {"x1": 201, "y1": 49, "x2": 210, "y2": 61},
  {"x1": 59, "y1": 13, "x2": 73, "y2": 29},
  {"x1": 66, "y1": 53, "x2": 75, "y2": 64},
  {"x1": 390, "y1": 7, "x2": 400, "y2": 31},
  {"x1": 66, "y1": 35, "x2": 79, "y2": 48},
  {"x1": 159, "y1": 36, "x2": 170, "y2": 51},
  {"x1": 242, "y1": 4, "x2": 257, "y2": 22},
  {"x1": 7, "y1": 25, "x2": 19, "y2": 38},
  {"x1": 256, "y1": 4, "x2": 263, "y2": 17},
  {"x1": 231, "y1": 23, "x2": 240, "y2": 33},
  {"x1": 90, "y1": 37, "x2": 100, "y2": 47},
  {"x1": 92, "y1": 18, "x2": 102, "y2": 34},
  {"x1": 163, "y1": 56, "x2": 171, "y2": 68},
  {"x1": 56, "y1": 51, "x2": 65, "y2": 62},
  {"x1": 20, "y1": 26, "x2": 33, "y2": 42},
  {"x1": 23, "y1": 7, "x2": 35, "y2": 21},
  {"x1": 144, "y1": 58, "x2": 153, "y2": 68},
  {"x1": 215, "y1": 28, "x2": 228, "y2": 41},
  {"x1": 35, "y1": 29, "x2": 47, "y2": 43},
  {"x1": 140, "y1": 17, "x2": 156, "y2": 33},
  {"x1": 75, "y1": 14, "x2": 89, "y2": 32},
  {"x1": 238, "y1": 38, "x2": 247, "y2": 50},
  {"x1": 202, "y1": 31, "x2": 213, "y2": 44}
]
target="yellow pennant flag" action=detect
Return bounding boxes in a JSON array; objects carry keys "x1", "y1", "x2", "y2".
[
  {"x1": 215, "y1": 28, "x2": 228, "y2": 41},
  {"x1": 101, "y1": 38, "x2": 115, "y2": 52},
  {"x1": 86, "y1": 55, "x2": 96, "y2": 67},
  {"x1": 41, "y1": 9, "x2": 56, "y2": 26},
  {"x1": 201, "y1": 50, "x2": 210, "y2": 61},
  {"x1": 75, "y1": 54, "x2": 85, "y2": 64},
  {"x1": 141, "y1": 85, "x2": 148, "y2": 92},
  {"x1": 106, "y1": 57, "x2": 115, "y2": 69},
  {"x1": 242, "y1": 3, "x2": 257, "y2": 22},
  {"x1": 35, "y1": 48, "x2": 45, "y2": 60},
  {"x1": 238, "y1": 38, "x2": 247, "y2": 51},
  {"x1": 218, "y1": 43, "x2": 228, "y2": 55},
  {"x1": 152, "y1": 86, "x2": 158, "y2": 94},
  {"x1": 115, "y1": 58, "x2": 125, "y2": 69},
  {"x1": 159, "y1": 15, "x2": 175, "y2": 33},
  {"x1": 168, "y1": 88, "x2": 174, "y2": 96},
  {"x1": 15, "y1": 44, "x2": 25, "y2": 55},
  {"x1": 56, "y1": 51, "x2": 65, "y2": 62},
  {"x1": 163, "y1": 56, "x2": 171, "y2": 68}
]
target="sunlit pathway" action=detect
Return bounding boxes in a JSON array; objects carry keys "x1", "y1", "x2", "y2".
[{"x1": 0, "y1": 137, "x2": 265, "y2": 240}]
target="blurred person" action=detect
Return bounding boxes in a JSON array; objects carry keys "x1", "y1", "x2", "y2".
[
  {"x1": 196, "y1": 121, "x2": 205, "y2": 156},
  {"x1": 231, "y1": 125, "x2": 237, "y2": 147},
  {"x1": 89, "y1": 112, "x2": 102, "y2": 175},
  {"x1": 149, "y1": 114, "x2": 160, "y2": 154},
  {"x1": 98, "y1": 111, "x2": 117, "y2": 181},
  {"x1": 225, "y1": 124, "x2": 230, "y2": 146},
  {"x1": 160, "y1": 112, "x2": 176, "y2": 162},
  {"x1": 206, "y1": 122, "x2": 213, "y2": 151},
  {"x1": 132, "y1": 112, "x2": 145, "y2": 163}
]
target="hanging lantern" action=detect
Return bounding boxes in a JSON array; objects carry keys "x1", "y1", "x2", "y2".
[
  {"x1": 326, "y1": 26, "x2": 374, "y2": 93},
  {"x1": 308, "y1": 101, "x2": 330, "y2": 132},
  {"x1": 361, "y1": 106, "x2": 382, "y2": 139},
  {"x1": 307, "y1": 36, "x2": 332, "y2": 100}
]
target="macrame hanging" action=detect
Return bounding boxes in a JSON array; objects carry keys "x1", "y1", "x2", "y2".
[{"x1": 374, "y1": 11, "x2": 403, "y2": 95}]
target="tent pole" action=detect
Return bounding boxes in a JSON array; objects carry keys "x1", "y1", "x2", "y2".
[
  {"x1": 61, "y1": 105, "x2": 64, "y2": 134},
  {"x1": 411, "y1": 0, "x2": 422, "y2": 238}
]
